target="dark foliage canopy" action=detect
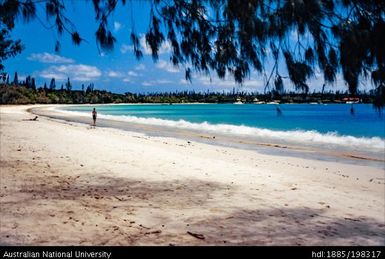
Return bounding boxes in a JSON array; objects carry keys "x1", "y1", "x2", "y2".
[{"x1": 0, "y1": 0, "x2": 384, "y2": 109}]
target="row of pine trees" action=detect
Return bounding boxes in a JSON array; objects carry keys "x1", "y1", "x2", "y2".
[
  {"x1": 0, "y1": 72, "x2": 96, "y2": 93},
  {"x1": 0, "y1": 72, "x2": 379, "y2": 106}
]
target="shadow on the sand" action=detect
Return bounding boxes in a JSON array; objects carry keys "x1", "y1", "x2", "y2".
[
  {"x1": 3, "y1": 173, "x2": 385, "y2": 245},
  {"x1": 186, "y1": 207, "x2": 385, "y2": 245},
  {"x1": 14, "y1": 174, "x2": 225, "y2": 208}
]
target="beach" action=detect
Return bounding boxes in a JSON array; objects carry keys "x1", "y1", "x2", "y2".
[{"x1": 0, "y1": 105, "x2": 384, "y2": 245}]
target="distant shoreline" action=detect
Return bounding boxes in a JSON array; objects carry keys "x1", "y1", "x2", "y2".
[
  {"x1": 0, "y1": 101, "x2": 374, "y2": 105},
  {"x1": 1, "y1": 84, "x2": 380, "y2": 106}
]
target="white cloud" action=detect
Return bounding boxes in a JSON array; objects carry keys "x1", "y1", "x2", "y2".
[
  {"x1": 127, "y1": 71, "x2": 139, "y2": 77},
  {"x1": 179, "y1": 79, "x2": 189, "y2": 85},
  {"x1": 39, "y1": 72, "x2": 67, "y2": 81},
  {"x1": 243, "y1": 80, "x2": 265, "y2": 88},
  {"x1": 28, "y1": 52, "x2": 74, "y2": 64},
  {"x1": 135, "y1": 64, "x2": 146, "y2": 71},
  {"x1": 196, "y1": 74, "x2": 234, "y2": 87},
  {"x1": 142, "y1": 81, "x2": 153, "y2": 86},
  {"x1": 121, "y1": 70, "x2": 140, "y2": 82},
  {"x1": 139, "y1": 35, "x2": 171, "y2": 55},
  {"x1": 107, "y1": 70, "x2": 124, "y2": 78},
  {"x1": 40, "y1": 64, "x2": 101, "y2": 82},
  {"x1": 142, "y1": 79, "x2": 172, "y2": 86},
  {"x1": 193, "y1": 73, "x2": 265, "y2": 91},
  {"x1": 120, "y1": 44, "x2": 133, "y2": 54},
  {"x1": 156, "y1": 60, "x2": 180, "y2": 73},
  {"x1": 120, "y1": 35, "x2": 171, "y2": 55},
  {"x1": 114, "y1": 21, "x2": 122, "y2": 32},
  {"x1": 157, "y1": 79, "x2": 173, "y2": 84}
]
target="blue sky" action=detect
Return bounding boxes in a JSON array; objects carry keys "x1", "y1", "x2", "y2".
[{"x1": 3, "y1": 1, "x2": 372, "y2": 94}]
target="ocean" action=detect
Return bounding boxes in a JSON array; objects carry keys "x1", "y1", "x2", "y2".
[{"x1": 61, "y1": 103, "x2": 385, "y2": 156}]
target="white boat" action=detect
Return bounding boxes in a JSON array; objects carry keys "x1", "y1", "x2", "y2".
[
  {"x1": 343, "y1": 97, "x2": 360, "y2": 104},
  {"x1": 233, "y1": 98, "x2": 244, "y2": 104},
  {"x1": 253, "y1": 98, "x2": 265, "y2": 104}
]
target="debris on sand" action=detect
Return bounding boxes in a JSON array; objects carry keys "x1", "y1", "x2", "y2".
[{"x1": 187, "y1": 231, "x2": 205, "y2": 240}]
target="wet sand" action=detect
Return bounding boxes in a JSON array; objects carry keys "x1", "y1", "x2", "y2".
[{"x1": 0, "y1": 105, "x2": 384, "y2": 245}]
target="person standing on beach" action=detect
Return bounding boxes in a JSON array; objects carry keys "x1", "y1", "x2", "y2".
[{"x1": 92, "y1": 108, "x2": 97, "y2": 127}]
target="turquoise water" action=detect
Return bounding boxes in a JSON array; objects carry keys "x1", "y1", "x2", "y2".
[
  {"x1": 61, "y1": 103, "x2": 384, "y2": 153},
  {"x1": 64, "y1": 104, "x2": 384, "y2": 138}
]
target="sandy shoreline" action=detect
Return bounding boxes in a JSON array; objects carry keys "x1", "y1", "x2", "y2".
[
  {"x1": 31, "y1": 105, "x2": 385, "y2": 168},
  {"x1": 0, "y1": 105, "x2": 384, "y2": 245}
]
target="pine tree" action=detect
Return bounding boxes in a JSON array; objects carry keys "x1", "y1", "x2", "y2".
[
  {"x1": 13, "y1": 72, "x2": 18, "y2": 86},
  {"x1": 25, "y1": 75, "x2": 31, "y2": 88},
  {"x1": 65, "y1": 77, "x2": 72, "y2": 92},
  {"x1": 31, "y1": 78, "x2": 36, "y2": 90},
  {"x1": 49, "y1": 78, "x2": 56, "y2": 90},
  {"x1": 86, "y1": 83, "x2": 94, "y2": 94},
  {"x1": 0, "y1": 73, "x2": 6, "y2": 84}
]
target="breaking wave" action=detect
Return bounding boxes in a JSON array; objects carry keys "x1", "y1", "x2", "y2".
[{"x1": 59, "y1": 109, "x2": 385, "y2": 152}]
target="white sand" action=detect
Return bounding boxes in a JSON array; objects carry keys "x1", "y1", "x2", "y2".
[{"x1": 0, "y1": 105, "x2": 384, "y2": 245}]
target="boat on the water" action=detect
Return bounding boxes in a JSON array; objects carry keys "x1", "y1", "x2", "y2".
[
  {"x1": 233, "y1": 97, "x2": 244, "y2": 104},
  {"x1": 253, "y1": 98, "x2": 265, "y2": 104},
  {"x1": 343, "y1": 97, "x2": 360, "y2": 104}
]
